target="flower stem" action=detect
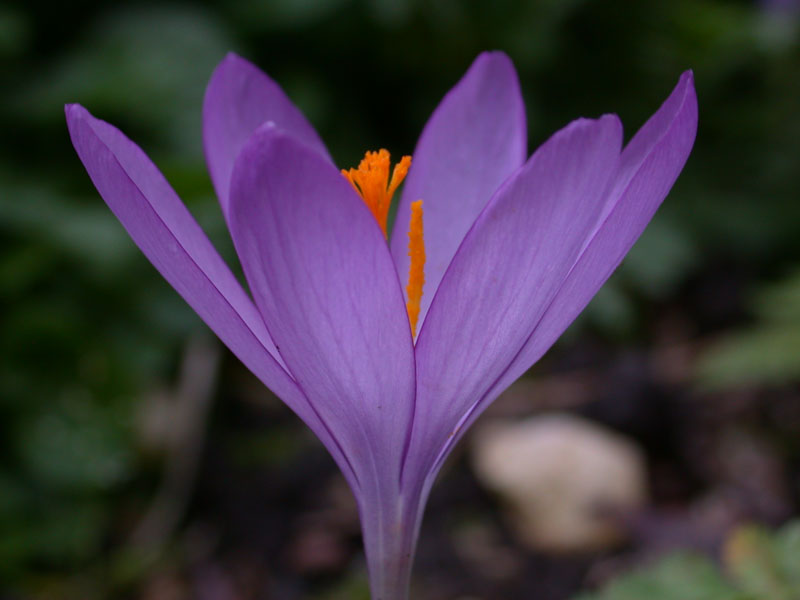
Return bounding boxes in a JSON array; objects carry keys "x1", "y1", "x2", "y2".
[{"x1": 360, "y1": 488, "x2": 426, "y2": 600}]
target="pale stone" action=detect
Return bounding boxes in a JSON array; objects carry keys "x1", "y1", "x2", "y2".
[{"x1": 470, "y1": 413, "x2": 647, "y2": 553}]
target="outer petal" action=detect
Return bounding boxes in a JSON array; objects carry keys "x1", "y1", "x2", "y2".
[
  {"x1": 403, "y1": 114, "x2": 623, "y2": 485},
  {"x1": 65, "y1": 104, "x2": 357, "y2": 487},
  {"x1": 486, "y1": 71, "x2": 699, "y2": 402},
  {"x1": 227, "y1": 124, "x2": 416, "y2": 492},
  {"x1": 202, "y1": 52, "x2": 330, "y2": 218},
  {"x1": 389, "y1": 51, "x2": 527, "y2": 330},
  {"x1": 427, "y1": 71, "x2": 699, "y2": 477}
]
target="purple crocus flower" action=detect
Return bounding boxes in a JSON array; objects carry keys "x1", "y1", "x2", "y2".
[{"x1": 65, "y1": 52, "x2": 697, "y2": 599}]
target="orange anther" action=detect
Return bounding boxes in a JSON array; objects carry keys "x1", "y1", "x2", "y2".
[
  {"x1": 342, "y1": 149, "x2": 411, "y2": 237},
  {"x1": 342, "y1": 150, "x2": 423, "y2": 337}
]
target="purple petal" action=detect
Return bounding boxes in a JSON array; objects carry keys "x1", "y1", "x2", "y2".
[
  {"x1": 65, "y1": 104, "x2": 358, "y2": 487},
  {"x1": 404, "y1": 114, "x2": 623, "y2": 486},
  {"x1": 485, "y1": 71, "x2": 699, "y2": 401},
  {"x1": 227, "y1": 124, "x2": 416, "y2": 489},
  {"x1": 426, "y1": 71, "x2": 699, "y2": 478},
  {"x1": 389, "y1": 51, "x2": 527, "y2": 330},
  {"x1": 202, "y1": 53, "x2": 329, "y2": 218}
]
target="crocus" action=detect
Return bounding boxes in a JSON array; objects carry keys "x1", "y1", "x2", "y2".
[{"x1": 65, "y1": 51, "x2": 697, "y2": 600}]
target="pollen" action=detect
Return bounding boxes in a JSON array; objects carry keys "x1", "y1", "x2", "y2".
[
  {"x1": 406, "y1": 200, "x2": 425, "y2": 337},
  {"x1": 341, "y1": 149, "x2": 411, "y2": 238},
  {"x1": 343, "y1": 150, "x2": 424, "y2": 338}
]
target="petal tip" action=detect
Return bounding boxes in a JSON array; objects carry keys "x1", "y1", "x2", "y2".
[
  {"x1": 475, "y1": 49, "x2": 514, "y2": 66},
  {"x1": 568, "y1": 114, "x2": 621, "y2": 133},
  {"x1": 600, "y1": 112, "x2": 625, "y2": 143},
  {"x1": 65, "y1": 104, "x2": 93, "y2": 140},
  {"x1": 64, "y1": 103, "x2": 87, "y2": 120},
  {"x1": 599, "y1": 112, "x2": 623, "y2": 127},
  {"x1": 231, "y1": 121, "x2": 291, "y2": 189},
  {"x1": 468, "y1": 50, "x2": 526, "y2": 156},
  {"x1": 220, "y1": 51, "x2": 253, "y2": 71},
  {"x1": 242, "y1": 118, "x2": 321, "y2": 164},
  {"x1": 471, "y1": 50, "x2": 518, "y2": 82},
  {"x1": 208, "y1": 52, "x2": 258, "y2": 89},
  {"x1": 675, "y1": 70, "x2": 698, "y2": 108},
  {"x1": 250, "y1": 118, "x2": 281, "y2": 142},
  {"x1": 676, "y1": 71, "x2": 699, "y2": 129}
]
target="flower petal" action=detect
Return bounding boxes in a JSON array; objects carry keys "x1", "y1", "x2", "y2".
[
  {"x1": 227, "y1": 124, "x2": 416, "y2": 488},
  {"x1": 65, "y1": 104, "x2": 358, "y2": 487},
  {"x1": 202, "y1": 52, "x2": 329, "y2": 218},
  {"x1": 483, "y1": 71, "x2": 699, "y2": 403},
  {"x1": 425, "y1": 71, "x2": 698, "y2": 479},
  {"x1": 389, "y1": 51, "x2": 527, "y2": 330},
  {"x1": 404, "y1": 114, "x2": 623, "y2": 485}
]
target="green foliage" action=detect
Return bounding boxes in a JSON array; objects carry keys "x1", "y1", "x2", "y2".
[
  {"x1": 697, "y1": 270, "x2": 800, "y2": 389},
  {"x1": 0, "y1": 5, "x2": 29, "y2": 57},
  {"x1": 724, "y1": 523, "x2": 800, "y2": 600},
  {"x1": 574, "y1": 521, "x2": 800, "y2": 600},
  {"x1": 14, "y1": 6, "x2": 234, "y2": 158},
  {"x1": 319, "y1": 572, "x2": 371, "y2": 600},
  {"x1": 573, "y1": 553, "x2": 743, "y2": 600}
]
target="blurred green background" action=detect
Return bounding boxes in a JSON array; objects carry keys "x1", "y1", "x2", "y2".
[{"x1": 1, "y1": 0, "x2": 799, "y2": 598}]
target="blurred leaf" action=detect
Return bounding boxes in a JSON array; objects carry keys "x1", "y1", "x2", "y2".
[
  {"x1": 723, "y1": 522, "x2": 800, "y2": 600},
  {"x1": 0, "y1": 181, "x2": 137, "y2": 275},
  {"x1": 226, "y1": 424, "x2": 319, "y2": 470},
  {"x1": 367, "y1": 0, "x2": 413, "y2": 24},
  {"x1": 752, "y1": 270, "x2": 800, "y2": 323},
  {"x1": 696, "y1": 270, "x2": 800, "y2": 389},
  {"x1": 13, "y1": 5, "x2": 233, "y2": 157},
  {"x1": 573, "y1": 553, "x2": 744, "y2": 600},
  {"x1": 0, "y1": 245, "x2": 53, "y2": 296},
  {"x1": 774, "y1": 522, "x2": 800, "y2": 590},
  {"x1": 234, "y1": 0, "x2": 350, "y2": 29},
  {"x1": 0, "y1": 500, "x2": 106, "y2": 571},
  {"x1": 697, "y1": 328, "x2": 800, "y2": 389},
  {"x1": 575, "y1": 522, "x2": 800, "y2": 600},
  {"x1": 0, "y1": 6, "x2": 29, "y2": 57},
  {"x1": 318, "y1": 570, "x2": 371, "y2": 600},
  {"x1": 0, "y1": 472, "x2": 28, "y2": 516},
  {"x1": 15, "y1": 391, "x2": 134, "y2": 492}
]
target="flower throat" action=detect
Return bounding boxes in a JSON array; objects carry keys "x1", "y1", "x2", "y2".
[{"x1": 342, "y1": 150, "x2": 425, "y2": 337}]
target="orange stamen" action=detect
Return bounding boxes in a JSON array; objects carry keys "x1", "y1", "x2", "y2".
[
  {"x1": 342, "y1": 149, "x2": 424, "y2": 336},
  {"x1": 406, "y1": 200, "x2": 425, "y2": 337},
  {"x1": 341, "y1": 149, "x2": 411, "y2": 237}
]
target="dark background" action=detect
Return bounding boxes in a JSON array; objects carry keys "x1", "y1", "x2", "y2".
[{"x1": 1, "y1": 0, "x2": 799, "y2": 598}]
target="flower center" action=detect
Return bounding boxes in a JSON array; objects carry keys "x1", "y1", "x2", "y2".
[{"x1": 342, "y1": 150, "x2": 425, "y2": 337}]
